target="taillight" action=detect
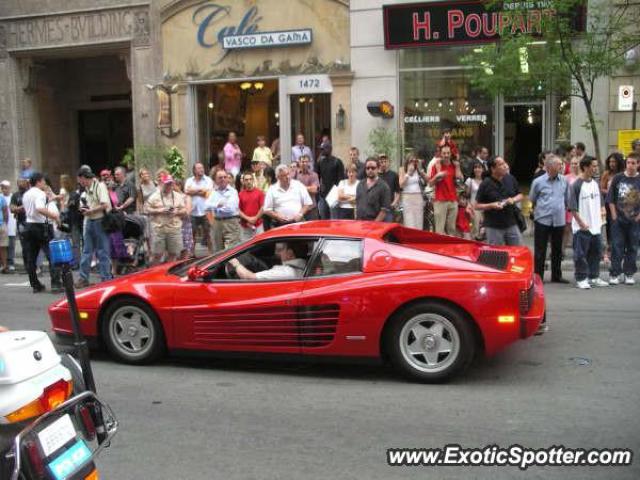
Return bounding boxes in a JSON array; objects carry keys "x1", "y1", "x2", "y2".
[
  {"x1": 78, "y1": 404, "x2": 97, "y2": 441},
  {"x1": 25, "y1": 440, "x2": 46, "y2": 478},
  {"x1": 5, "y1": 379, "x2": 73, "y2": 423},
  {"x1": 519, "y1": 283, "x2": 534, "y2": 315}
]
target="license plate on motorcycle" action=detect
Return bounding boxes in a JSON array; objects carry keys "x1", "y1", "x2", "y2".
[
  {"x1": 38, "y1": 414, "x2": 77, "y2": 457},
  {"x1": 47, "y1": 439, "x2": 92, "y2": 480}
]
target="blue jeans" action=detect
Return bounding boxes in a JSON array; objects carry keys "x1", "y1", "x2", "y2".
[
  {"x1": 485, "y1": 225, "x2": 522, "y2": 246},
  {"x1": 7, "y1": 235, "x2": 15, "y2": 266},
  {"x1": 80, "y1": 219, "x2": 112, "y2": 282},
  {"x1": 610, "y1": 220, "x2": 639, "y2": 277},
  {"x1": 573, "y1": 230, "x2": 602, "y2": 281}
]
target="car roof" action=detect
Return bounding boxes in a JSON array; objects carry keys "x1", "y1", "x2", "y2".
[{"x1": 258, "y1": 220, "x2": 396, "y2": 240}]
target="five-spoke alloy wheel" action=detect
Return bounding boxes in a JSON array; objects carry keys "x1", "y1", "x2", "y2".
[
  {"x1": 102, "y1": 298, "x2": 165, "y2": 364},
  {"x1": 386, "y1": 302, "x2": 475, "y2": 382}
]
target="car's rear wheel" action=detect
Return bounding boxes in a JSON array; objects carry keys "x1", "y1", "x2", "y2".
[
  {"x1": 386, "y1": 302, "x2": 475, "y2": 382},
  {"x1": 102, "y1": 298, "x2": 165, "y2": 364}
]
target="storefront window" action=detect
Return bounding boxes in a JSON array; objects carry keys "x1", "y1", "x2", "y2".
[
  {"x1": 196, "y1": 81, "x2": 279, "y2": 169},
  {"x1": 400, "y1": 68, "x2": 494, "y2": 163}
]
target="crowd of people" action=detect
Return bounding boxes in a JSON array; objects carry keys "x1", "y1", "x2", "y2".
[{"x1": 2, "y1": 133, "x2": 639, "y2": 293}]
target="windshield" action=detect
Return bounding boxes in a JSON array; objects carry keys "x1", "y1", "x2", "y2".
[{"x1": 168, "y1": 248, "x2": 230, "y2": 276}]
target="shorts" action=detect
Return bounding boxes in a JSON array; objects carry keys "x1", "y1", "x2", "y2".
[
  {"x1": 153, "y1": 229, "x2": 183, "y2": 256},
  {"x1": 191, "y1": 215, "x2": 210, "y2": 235},
  {"x1": 0, "y1": 225, "x2": 8, "y2": 247}
]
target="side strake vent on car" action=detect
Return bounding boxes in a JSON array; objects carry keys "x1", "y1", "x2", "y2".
[
  {"x1": 476, "y1": 250, "x2": 509, "y2": 271},
  {"x1": 193, "y1": 304, "x2": 340, "y2": 348}
]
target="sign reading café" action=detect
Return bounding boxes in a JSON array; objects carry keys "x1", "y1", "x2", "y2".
[{"x1": 383, "y1": 0, "x2": 585, "y2": 49}]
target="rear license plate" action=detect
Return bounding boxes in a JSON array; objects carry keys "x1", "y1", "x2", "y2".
[
  {"x1": 38, "y1": 414, "x2": 77, "y2": 457},
  {"x1": 47, "y1": 440, "x2": 92, "y2": 480}
]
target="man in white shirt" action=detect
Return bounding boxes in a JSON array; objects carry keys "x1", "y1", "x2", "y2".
[
  {"x1": 263, "y1": 165, "x2": 313, "y2": 227},
  {"x1": 205, "y1": 169, "x2": 241, "y2": 252},
  {"x1": 22, "y1": 172, "x2": 62, "y2": 293},
  {"x1": 291, "y1": 133, "x2": 314, "y2": 167},
  {"x1": 569, "y1": 157, "x2": 608, "y2": 289},
  {"x1": 185, "y1": 162, "x2": 214, "y2": 254},
  {"x1": 228, "y1": 241, "x2": 307, "y2": 280}
]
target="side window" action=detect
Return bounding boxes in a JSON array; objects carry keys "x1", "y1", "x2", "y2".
[{"x1": 308, "y1": 239, "x2": 362, "y2": 277}]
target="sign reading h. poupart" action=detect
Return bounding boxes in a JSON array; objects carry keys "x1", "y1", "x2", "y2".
[{"x1": 383, "y1": 0, "x2": 586, "y2": 49}]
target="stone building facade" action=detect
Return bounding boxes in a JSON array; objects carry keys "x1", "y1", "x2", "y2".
[
  {"x1": 0, "y1": 0, "x2": 161, "y2": 184},
  {"x1": 0, "y1": 0, "x2": 352, "y2": 184}
]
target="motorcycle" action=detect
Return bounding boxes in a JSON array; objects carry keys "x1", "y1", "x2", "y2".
[{"x1": 0, "y1": 239, "x2": 118, "y2": 479}]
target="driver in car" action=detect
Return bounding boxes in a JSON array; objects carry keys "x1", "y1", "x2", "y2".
[{"x1": 228, "y1": 242, "x2": 307, "y2": 280}]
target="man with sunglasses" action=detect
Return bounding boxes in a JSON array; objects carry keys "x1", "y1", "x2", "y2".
[{"x1": 355, "y1": 157, "x2": 391, "y2": 222}]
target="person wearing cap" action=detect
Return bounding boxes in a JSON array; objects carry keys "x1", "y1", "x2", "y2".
[
  {"x1": 314, "y1": 141, "x2": 345, "y2": 219},
  {"x1": 205, "y1": 169, "x2": 241, "y2": 252},
  {"x1": 21, "y1": 172, "x2": 63, "y2": 293},
  {"x1": 76, "y1": 166, "x2": 112, "y2": 288},
  {"x1": 145, "y1": 174, "x2": 186, "y2": 263}
]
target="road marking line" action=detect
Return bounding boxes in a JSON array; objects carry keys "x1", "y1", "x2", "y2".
[{"x1": 4, "y1": 282, "x2": 30, "y2": 287}]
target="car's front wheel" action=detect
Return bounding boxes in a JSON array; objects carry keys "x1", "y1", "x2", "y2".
[
  {"x1": 386, "y1": 302, "x2": 476, "y2": 382},
  {"x1": 102, "y1": 298, "x2": 165, "y2": 364}
]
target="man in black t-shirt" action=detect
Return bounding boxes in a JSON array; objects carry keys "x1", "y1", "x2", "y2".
[
  {"x1": 378, "y1": 154, "x2": 401, "y2": 222},
  {"x1": 315, "y1": 141, "x2": 345, "y2": 220},
  {"x1": 475, "y1": 157, "x2": 523, "y2": 246}
]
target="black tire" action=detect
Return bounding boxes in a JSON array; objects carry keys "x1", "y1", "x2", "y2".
[
  {"x1": 101, "y1": 298, "x2": 165, "y2": 364},
  {"x1": 385, "y1": 301, "x2": 476, "y2": 383}
]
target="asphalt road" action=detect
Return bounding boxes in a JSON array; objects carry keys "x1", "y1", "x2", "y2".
[{"x1": 1, "y1": 273, "x2": 638, "y2": 480}]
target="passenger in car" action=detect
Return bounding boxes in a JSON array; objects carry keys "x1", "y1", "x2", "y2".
[{"x1": 228, "y1": 241, "x2": 307, "y2": 280}]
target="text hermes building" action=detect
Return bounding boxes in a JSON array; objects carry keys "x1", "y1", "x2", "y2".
[
  {"x1": 160, "y1": 0, "x2": 352, "y2": 168},
  {"x1": 0, "y1": 0, "x2": 158, "y2": 183},
  {"x1": 351, "y1": 0, "x2": 577, "y2": 183}
]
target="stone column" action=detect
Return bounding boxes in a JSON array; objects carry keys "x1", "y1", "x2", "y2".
[
  {"x1": 130, "y1": 8, "x2": 158, "y2": 153},
  {"x1": 330, "y1": 71, "x2": 354, "y2": 163},
  {"x1": 0, "y1": 43, "x2": 19, "y2": 182}
]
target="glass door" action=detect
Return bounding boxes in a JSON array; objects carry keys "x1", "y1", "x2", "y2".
[
  {"x1": 502, "y1": 102, "x2": 544, "y2": 184},
  {"x1": 290, "y1": 94, "x2": 331, "y2": 160}
]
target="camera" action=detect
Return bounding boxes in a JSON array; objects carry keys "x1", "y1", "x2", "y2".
[
  {"x1": 58, "y1": 223, "x2": 71, "y2": 234},
  {"x1": 80, "y1": 198, "x2": 88, "y2": 208}
]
